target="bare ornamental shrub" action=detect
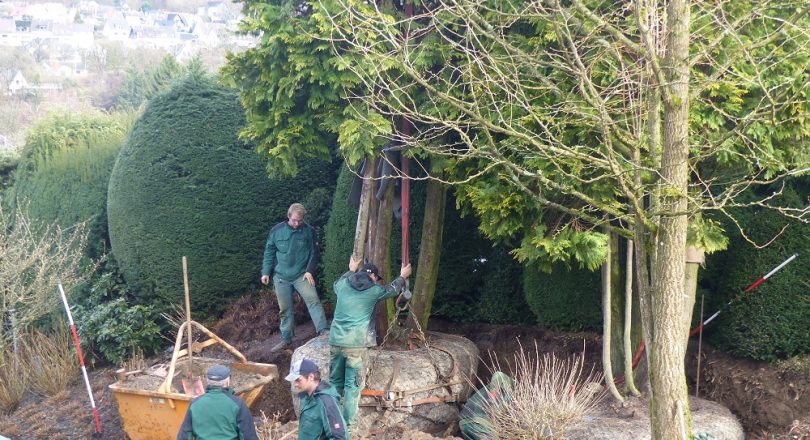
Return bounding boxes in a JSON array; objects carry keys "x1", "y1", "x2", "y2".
[
  {"x1": 256, "y1": 411, "x2": 297, "y2": 440},
  {"x1": 480, "y1": 345, "x2": 606, "y2": 440},
  {"x1": 0, "y1": 348, "x2": 29, "y2": 413},
  {"x1": 0, "y1": 204, "x2": 92, "y2": 335},
  {"x1": 22, "y1": 330, "x2": 77, "y2": 396}
]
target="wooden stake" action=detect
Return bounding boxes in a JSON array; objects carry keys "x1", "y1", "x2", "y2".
[
  {"x1": 182, "y1": 256, "x2": 193, "y2": 373},
  {"x1": 696, "y1": 294, "x2": 705, "y2": 398}
]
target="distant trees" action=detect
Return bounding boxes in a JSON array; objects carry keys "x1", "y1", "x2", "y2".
[{"x1": 114, "y1": 55, "x2": 199, "y2": 110}]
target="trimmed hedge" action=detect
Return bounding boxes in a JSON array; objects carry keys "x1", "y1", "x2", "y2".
[
  {"x1": 107, "y1": 74, "x2": 336, "y2": 317},
  {"x1": 322, "y1": 163, "x2": 359, "y2": 301},
  {"x1": 705, "y1": 192, "x2": 810, "y2": 361},
  {"x1": 523, "y1": 263, "x2": 602, "y2": 331},
  {"x1": 7, "y1": 112, "x2": 131, "y2": 258},
  {"x1": 323, "y1": 162, "x2": 533, "y2": 324}
]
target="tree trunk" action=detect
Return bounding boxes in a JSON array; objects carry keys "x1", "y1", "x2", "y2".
[
  {"x1": 371, "y1": 181, "x2": 395, "y2": 343},
  {"x1": 602, "y1": 229, "x2": 623, "y2": 401},
  {"x1": 609, "y1": 232, "x2": 624, "y2": 377},
  {"x1": 409, "y1": 179, "x2": 447, "y2": 331},
  {"x1": 648, "y1": 0, "x2": 692, "y2": 437},
  {"x1": 352, "y1": 158, "x2": 376, "y2": 260},
  {"x1": 623, "y1": 239, "x2": 641, "y2": 396}
]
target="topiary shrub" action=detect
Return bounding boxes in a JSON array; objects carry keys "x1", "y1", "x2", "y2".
[
  {"x1": 6, "y1": 111, "x2": 132, "y2": 258},
  {"x1": 431, "y1": 198, "x2": 532, "y2": 324},
  {"x1": 478, "y1": 246, "x2": 535, "y2": 324},
  {"x1": 523, "y1": 263, "x2": 602, "y2": 331},
  {"x1": 107, "y1": 74, "x2": 336, "y2": 317},
  {"x1": 705, "y1": 193, "x2": 810, "y2": 361},
  {"x1": 322, "y1": 163, "x2": 360, "y2": 302}
]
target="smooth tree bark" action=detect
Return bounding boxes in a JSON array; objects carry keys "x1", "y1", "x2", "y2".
[
  {"x1": 408, "y1": 178, "x2": 447, "y2": 331},
  {"x1": 370, "y1": 181, "x2": 395, "y2": 342},
  {"x1": 624, "y1": 239, "x2": 641, "y2": 396},
  {"x1": 602, "y1": 229, "x2": 623, "y2": 401}
]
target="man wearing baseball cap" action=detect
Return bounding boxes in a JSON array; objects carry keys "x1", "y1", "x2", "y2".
[
  {"x1": 328, "y1": 255, "x2": 412, "y2": 435},
  {"x1": 177, "y1": 364, "x2": 258, "y2": 440},
  {"x1": 286, "y1": 358, "x2": 347, "y2": 440}
]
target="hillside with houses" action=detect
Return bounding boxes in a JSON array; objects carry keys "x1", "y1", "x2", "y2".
[{"x1": 0, "y1": 0, "x2": 255, "y2": 152}]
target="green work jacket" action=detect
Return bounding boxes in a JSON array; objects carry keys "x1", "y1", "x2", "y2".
[
  {"x1": 329, "y1": 271, "x2": 406, "y2": 348},
  {"x1": 177, "y1": 386, "x2": 258, "y2": 440},
  {"x1": 261, "y1": 221, "x2": 318, "y2": 282},
  {"x1": 297, "y1": 381, "x2": 347, "y2": 440}
]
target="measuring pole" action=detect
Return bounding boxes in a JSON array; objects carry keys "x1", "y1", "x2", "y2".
[
  {"x1": 688, "y1": 253, "x2": 798, "y2": 337},
  {"x1": 616, "y1": 253, "x2": 798, "y2": 385},
  {"x1": 58, "y1": 284, "x2": 102, "y2": 434}
]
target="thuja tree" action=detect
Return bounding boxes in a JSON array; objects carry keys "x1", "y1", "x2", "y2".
[
  {"x1": 319, "y1": 0, "x2": 810, "y2": 437},
  {"x1": 6, "y1": 111, "x2": 133, "y2": 258},
  {"x1": 223, "y1": 0, "x2": 450, "y2": 335}
]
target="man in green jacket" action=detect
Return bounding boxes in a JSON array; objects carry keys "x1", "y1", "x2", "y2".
[
  {"x1": 329, "y1": 255, "x2": 412, "y2": 435},
  {"x1": 177, "y1": 365, "x2": 259, "y2": 440},
  {"x1": 286, "y1": 358, "x2": 348, "y2": 440},
  {"x1": 261, "y1": 203, "x2": 328, "y2": 352},
  {"x1": 458, "y1": 371, "x2": 514, "y2": 440}
]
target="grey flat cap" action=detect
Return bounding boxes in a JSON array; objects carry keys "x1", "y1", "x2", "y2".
[{"x1": 207, "y1": 364, "x2": 231, "y2": 381}]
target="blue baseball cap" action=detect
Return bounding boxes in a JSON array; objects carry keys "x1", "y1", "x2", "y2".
[{"x1": 285, "y1": 358, "x2": 319, "y2": 382}]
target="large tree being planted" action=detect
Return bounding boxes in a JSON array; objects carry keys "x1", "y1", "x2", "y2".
[{"x1": 320, "y1": 0, "x2": 810, "y2": 438}]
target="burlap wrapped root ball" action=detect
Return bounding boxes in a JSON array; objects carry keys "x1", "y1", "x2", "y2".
[{"x1": 289, "y1": 332, "x2": 479, "y2": 436}]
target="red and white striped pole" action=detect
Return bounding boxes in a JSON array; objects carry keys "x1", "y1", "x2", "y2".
[
  {"x1": 616, "y1": 253, "x2": 799, "y2": 384},
  {"x1": 688, "y1": 253, "x2": 798, "y2": 337},
  {"x1": 58, "y1": 284, "x2": 102, "y2": 434}
]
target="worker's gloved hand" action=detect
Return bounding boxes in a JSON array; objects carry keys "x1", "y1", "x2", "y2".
[
  {"x1": 396, "y1": 279, "x2": 412, "y2": 310},
  {"x1": 400, "y1": 263, "x2": 412, "y2": 278}
]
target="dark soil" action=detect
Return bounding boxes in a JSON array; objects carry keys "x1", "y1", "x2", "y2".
[
  {"x1": 685, "y1": 342, "x2": 810, "y2": 440},
  {"x1": 2, "y1": 289, "x2": 808, "y2": 439}
]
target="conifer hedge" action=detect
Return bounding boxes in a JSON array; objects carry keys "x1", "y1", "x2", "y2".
[
  {"x1": 322, "y1": 164, "x2": 359, "y2": 300},
  {"x1": 107, "y1": 74, "x2": 336, "y2": 316},
  {"x1": 704, "y1": 187, "x2": 810, "y2": 361},
  {"x1": 522, "y1": 263, "x2": 602, "y2": 330},
  {"x1": 7, "y1": 112, "x2": 132, "y2": 258}
]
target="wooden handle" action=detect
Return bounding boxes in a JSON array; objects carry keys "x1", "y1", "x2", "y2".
[{"x1": 182, "y1": 256, "x2": 193, "y2": 372}]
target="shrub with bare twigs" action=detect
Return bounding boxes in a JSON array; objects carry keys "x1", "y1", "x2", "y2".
[
  {"x1": 475, "y1": 344, "x2": 606, "y2": 440},
  {"x1": 256, "y1": 411, "x2": 297, "y2": 440},
  {"x1": 0, "y1": 204, "x2": 92, "y2": 340},
  {"x1": 22, "y1": 330, "x2": 77, "y2": 396}
]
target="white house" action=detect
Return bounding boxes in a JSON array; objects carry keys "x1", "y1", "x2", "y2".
[
  {"x1": 7, "y1": 71, "x2": 29, "y2": 96},
  {"x1": 52, "y1": 23, "x2": 94, "y2": 48},
  {"x1": 102, "y1": 14, "x2": 131, "y2": 40}
]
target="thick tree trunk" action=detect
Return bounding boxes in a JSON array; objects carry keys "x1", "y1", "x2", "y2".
[
  {"x1": 409, "y1": 179, "x2": 447, "y2": 331},
  {"x1": 371, "y1": 182, "x2": 395, "y2": 343},
  {"x1": 649, "y1": 0, "x2": 692, "y2": 437},
  {"x1": 352, "y1": 158, "x2": 377, "y2": 260}
]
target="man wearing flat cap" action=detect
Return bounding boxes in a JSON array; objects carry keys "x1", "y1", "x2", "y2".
[
  {"x1": 177, "y1": 364, "x2": 258, "y2": 440},
  {"x1": 328, "y1": 256, "x2": 412, "y2": 436},
  {"x1": 287, "y1": 358, "x2": 347, "y2": 440}
]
